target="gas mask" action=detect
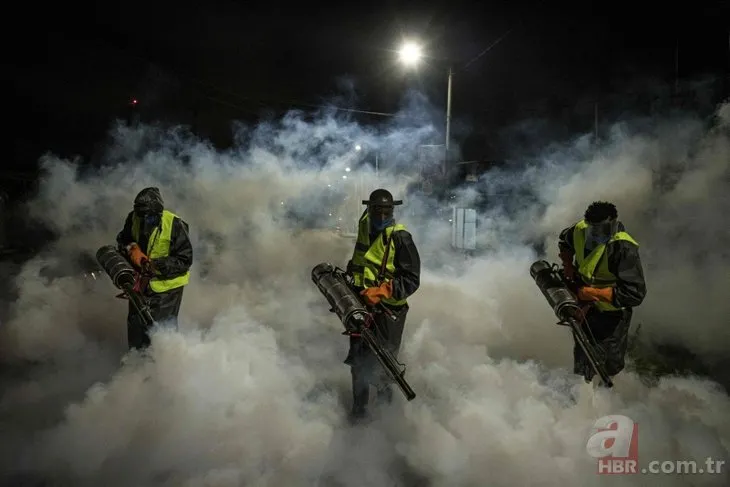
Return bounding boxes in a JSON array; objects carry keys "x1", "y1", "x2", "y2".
[
  {"x1": 586, "y1": 218, "x2": 618, "y2": 245},
  {"x1": 136, "y1": 209, "x2": 161, "y2": 235},
  {"x1": 368, "y1": 205, "x2": 394, "y2": 234}
]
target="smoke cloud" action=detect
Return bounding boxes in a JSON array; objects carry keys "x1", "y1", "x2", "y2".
[{"x1": 1, "y1": 86, "x2": 729, "y2": 487}]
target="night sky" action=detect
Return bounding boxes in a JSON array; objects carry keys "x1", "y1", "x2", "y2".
[{"x1": 8, "y1": 0, "x2": 730, "y2": 174}]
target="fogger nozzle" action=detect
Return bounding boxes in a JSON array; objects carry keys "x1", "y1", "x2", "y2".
[
  {"x1": 529, "y1": 259, "x2": 580, "y2": 322},
  {"x1": 311, "y1": 262, "x2": 369, "y2": 332},
  {"x1": 96, "y1": 245, "x2": 136, "y2": 289}
]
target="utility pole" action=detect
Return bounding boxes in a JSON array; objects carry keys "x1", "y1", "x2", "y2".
[
  {"x1": 675, "y1": 38, "x2": 680, "y2": 95},
  {"x1": 726, "y1": 30, "x2": 730, "y2": 99},
  {"x1": 444, "y1": 66, "x2": 453, "y2": 178}
]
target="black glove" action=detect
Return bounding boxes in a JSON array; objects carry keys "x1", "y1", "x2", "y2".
[
  {"x1": 149, "y1": 258, "x2": 166, "y2": 277},
  {"x1": 140, "y1": 259, "x2": 156, "y2": 277}
]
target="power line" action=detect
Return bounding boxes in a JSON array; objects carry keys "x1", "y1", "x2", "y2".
[
  {"x1": 460, "y1": 25, "x2": 517, "y2": 72},
  {"x1": 87, "y1": 35, "x2": 404, "y2": 118},
  {"x1": 187, "y1": 74, "x2": 401, "y2": 118}
]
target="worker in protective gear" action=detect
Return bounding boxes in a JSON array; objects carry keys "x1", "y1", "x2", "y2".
[
  {"x1": 116, "y1": 187, "x2": 193, "y2": 350},
  {"x1": 344, "y1": 188, "x2": 421, "y2": 421},
  {"x1": 558, "y1": 201, "x2": 647, "y2": 386}
]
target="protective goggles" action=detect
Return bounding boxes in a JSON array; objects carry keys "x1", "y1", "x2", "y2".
[
  {"x1": 586, "y1": 219, "x2": 618, "y2": 243},
  {"x1": 135, "y1": 208, "x2": 161, "y2": 225},
  {"x1": 368, "y1": 205, "x2": 394, "y2": 217}
]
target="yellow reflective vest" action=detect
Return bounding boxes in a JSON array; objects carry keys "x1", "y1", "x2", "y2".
[
  {"x1": 349, "y1": 211, "x2": 408, "y2": 306},
  {"x1": 573, "y1": 219, "x2": 639, "y2": 312},
  {"x1": 132, "y1": 209, "x2": 190, "y2": 293}
]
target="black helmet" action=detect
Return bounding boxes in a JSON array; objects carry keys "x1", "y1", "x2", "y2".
[
  {"x1": 361, "y1": 189, "x2": 403, "y2": 207},
  {"x1": 133, "y1": 187, "x2": 164, "y2": 216}
]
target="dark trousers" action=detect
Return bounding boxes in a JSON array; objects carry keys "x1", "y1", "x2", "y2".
[
  {"x1": 573, "y1": 307, "x2": 633, "y2": 383},
  {"x1": 127, "y1": 286, "x2": 185, "y2": 350},
  {"x1": 344, "y1": 304, "x2": 408, "y2": 413}
]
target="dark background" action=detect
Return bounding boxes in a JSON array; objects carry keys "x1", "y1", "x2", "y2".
[{"x1": 6, "y1": 0, "x2": 730, "y2": 182}]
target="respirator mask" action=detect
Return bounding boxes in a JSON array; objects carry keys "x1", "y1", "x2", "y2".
[
  {"x1": 368, "y1": 205, "x2": 394, "y2": 233},
  {"x1": 586, "y1": 218, "x2": 618, "y2": 245},
  {"x1": 135, "y1": 206, "x2": 161, "y2": 234}
]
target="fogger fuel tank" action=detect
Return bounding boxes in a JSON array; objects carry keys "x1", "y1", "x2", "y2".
[
  {"x1": 529, "y1": 260, "x2": 581, "y2": 322},
  {"x1": 311, "y1": 261, "x2": 417, "y2": 401},
  {"x1": 96, "y1": 245, "x2": 136, "y2": 290},
  {"x1": 311, "y1": 262, "x2": 369, "y2": 332}
]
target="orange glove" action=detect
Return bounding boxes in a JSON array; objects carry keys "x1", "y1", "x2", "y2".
[
  {"x1": 559, "y1": 251, "x2": 576, "y2": 280},
  {"x1": 577, "y1": 286, "x2": 613, "y2": 303},
  {"x1": 127, "y1": 243, "x2": 149, "y2": 269},
  {"x1": 360, "y1": 281, "x2": 393, "y2": 306}
]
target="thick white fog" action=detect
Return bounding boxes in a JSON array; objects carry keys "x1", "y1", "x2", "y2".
[{"x1": 0, "y1": 93, "x2": 729, "y2": 487}]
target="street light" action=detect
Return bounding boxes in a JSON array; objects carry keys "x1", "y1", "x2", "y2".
[
  {"x1": 340, "y1": 163, "x2": 361, "y2": 236},
  {"x1": 353, "y1": 143, "x2": 380, "y2": 178},
  {"x1": 398, "y1": 41, "x2": 423, "y2": 66},
  {"x1": 397, "y1": 40, "x2": 452, "y2": 177}
]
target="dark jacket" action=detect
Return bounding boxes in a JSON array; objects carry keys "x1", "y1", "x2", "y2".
[
  {"x1": 385, "y1": 229, "x2": 421, "y2": 302},
  {"x1": 116, "y1": 212, "x2": 194, "y2": 280},
  {"x1": 558, "y1": 221, "x2": 647, "y2": 309}
]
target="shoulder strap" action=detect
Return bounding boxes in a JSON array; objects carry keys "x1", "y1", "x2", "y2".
[{"x1": 377, "y1": 229, "x2": 396, "y2": 283}]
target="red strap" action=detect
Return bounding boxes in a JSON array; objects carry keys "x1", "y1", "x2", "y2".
[
  {"x1": 132, "y1": 272, "x2": 149, "y2": 293},
  {"x1": 344, "y1": 315, "x2": 374, "y2": 338}
]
